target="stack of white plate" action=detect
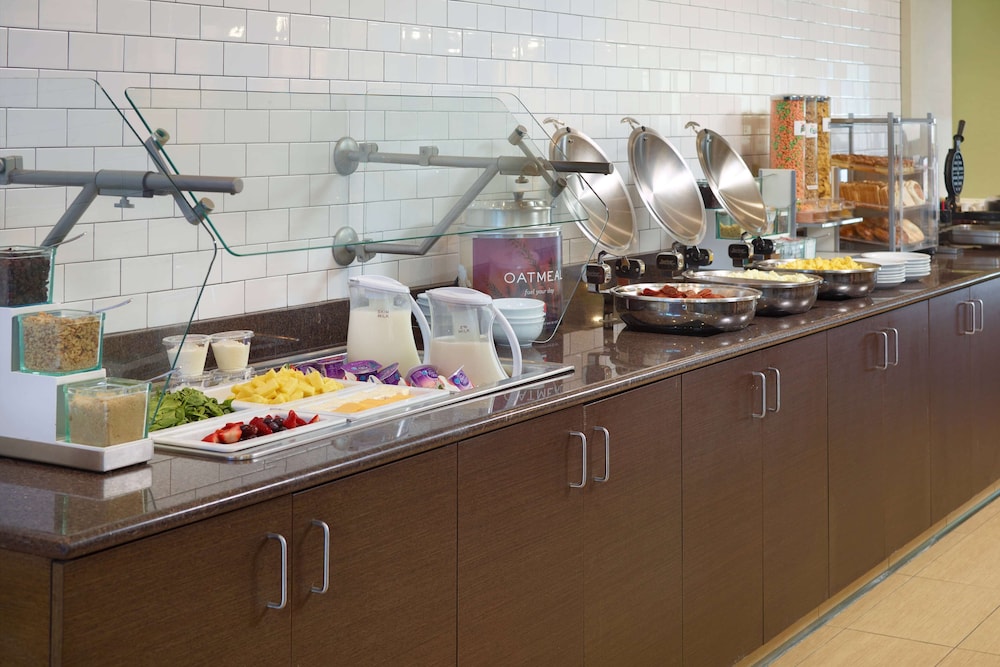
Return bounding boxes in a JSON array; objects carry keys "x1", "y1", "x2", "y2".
[
  {"x1": 860, "y1": 255, "x2": 906, "y2": 288},
  {"x1": 861, "y1": 251, "x2": 931, "y2": 282}
]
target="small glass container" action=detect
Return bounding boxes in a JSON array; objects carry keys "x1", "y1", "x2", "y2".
[
  {"x1": 17, "y1": 309, "x2": 105, "y2": 375},
  {"x1": 0, "y1": 245, "x2": 56, "y2": 307},
  {"x1": 209, "y1": 330, "x2": 254, "y2": 372},
  {"x1": 65, "y1": 378, "x2": 151, "y2": 447},
  {"x1": 162, "y1": 333, "x2": 211, "y2": 377}
]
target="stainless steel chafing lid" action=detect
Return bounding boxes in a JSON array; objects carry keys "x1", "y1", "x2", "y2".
[
  {"x1": 622, "y1": 118, "x2": 706, "y2": 245},
  {"x1": 691, "y1": 124, "x2": 768, "y2": 236},
  {"x1": 545, "y1": 118, "x2": 636, "y2": 253}
]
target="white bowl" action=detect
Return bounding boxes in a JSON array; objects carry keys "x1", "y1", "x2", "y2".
[
  {"x1": 493, "y1": 316, "x2": 544, "y2": 347},
  {"x1": 501, "y1": 313, "x2": 547, "y2": 324},
  {"x1": 495, "y1": 297, "x2": 546, "y2": 316}
]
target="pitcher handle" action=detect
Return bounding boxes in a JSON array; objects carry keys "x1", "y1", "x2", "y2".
[
  {"x1": 409, "y1": 297, "x2": 431, "y2": 364},
  {"x1": 491, "y1": 307, "x2": 523, "y2": 378}
]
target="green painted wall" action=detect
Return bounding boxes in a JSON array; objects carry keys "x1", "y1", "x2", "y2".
[{"x1": 953, "y1": 0, "x2": 1000, "y2": 198}]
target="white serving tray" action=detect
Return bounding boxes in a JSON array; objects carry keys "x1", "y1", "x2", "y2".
[
  {"x1": 291, "y1": 383, "x2": 451, "y2": 421},
  {"x1": 150, "y1": 408, "x2": 347, "y2": 454},
  {"x1": 0, "y1": 435, "x2": 154, "y2": 472}
]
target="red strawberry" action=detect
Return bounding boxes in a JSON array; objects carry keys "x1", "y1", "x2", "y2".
[
  {"x1": 218, "y1": 423, "x2": 244, "y2": 444},
  {"x1": 285, "y1": 410, "x2": 305, "y2": 428},
  {"x1": 202, "y1": 431, "x2": 220, "y2": 443},
  {"x1": 250, "y1": 416, "x2": 272, "y2": 435},
  {"x1": 307, "y1": 414, "x2": 320, "y2": 424}
]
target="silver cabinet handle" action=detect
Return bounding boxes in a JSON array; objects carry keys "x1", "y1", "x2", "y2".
[
  {"x1": 765, "y1": 367, "x2": 781, "y2": 413},
  {"x1": 885, "y1": 327, "x2": 899, "y2": 366},
  {"x1": 875, "y1": 330, "x2": 889, "y2": 370},
  {"x1": 266, "y1": 532, "x2": 288, "y2": 610},
  {"x1": 592, "y1": 426, "x2": 610, "y2": 483},
  {"x1": 961, "y1": 300, "x2": 976, "y2": 335},
  {"x1": 310, "y1": 519, "x2": 330, "y2": 595},
  {"x1": 569, "y1": 430, "x2": 588, "y2": 488},
  {"x1": 974, "y1": 298, "x2": 985, "y2": 333},
  {"x1": 751, "y1": 371, "x2": 766, "y2": 418}
]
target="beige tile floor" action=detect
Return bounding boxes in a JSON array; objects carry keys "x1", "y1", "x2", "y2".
[{"x1": 766, "y1": 495, "x2": 1000, "y2": 666}]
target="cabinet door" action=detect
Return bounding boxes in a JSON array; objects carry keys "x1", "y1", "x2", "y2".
[
  {"x1": 971, "y1": 279, "x2": 1000, "y2": 489},
  {"x1": 883, "y1": 302, "x2": 931, "y2": 554},
  {"x1": 682, "y1": 353, "x2": 763, "y2": 666},
  {"x1": 291, "y1": 446, "x2": 456, "y2": 666},
  {"x1": 827, "y1": 316, "x2": 886, "y2": 593},
  {"x1": 928, "y1": 288, "x2": 975, "y2": 522},
  {"x1": 57, "y1": 497, "x2": 292, "y2": 666},
  {"x1": 583, "y1": 378, "x2": 682, "y2": 667},
  {"x1": 761, "y1": 334, "x2": 829, "y2": 642},
  {"x1": 458, "y1": 407, "x2": 586, "y2": 666}
]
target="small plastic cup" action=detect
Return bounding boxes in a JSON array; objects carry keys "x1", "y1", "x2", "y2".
[
  {"x1": 209, "y1": 330, "x2": 254, "y2": 372},
  {"x1": 162, "y1": 334, "x2": 211, "y2": 377}
]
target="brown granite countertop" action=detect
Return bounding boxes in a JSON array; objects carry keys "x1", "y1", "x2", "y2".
[{"x1": 3, "y1": 250, "x2": 999, "y2": 560}]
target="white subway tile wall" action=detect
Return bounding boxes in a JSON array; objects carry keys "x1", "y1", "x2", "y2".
[{"x1": 1, "y1": 0, "x2": 902, "y2": 333}]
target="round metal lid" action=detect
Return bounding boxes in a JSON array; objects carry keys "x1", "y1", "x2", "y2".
[
  {"x1": 546, "y1": 121, "x2": 635, "y2": 253},
  {"x1": 623, "y1": 119, "x2": 706, "y2": 245},
  {"x1": 695, "y1": 127, "x2": 768, "y2": 236}
]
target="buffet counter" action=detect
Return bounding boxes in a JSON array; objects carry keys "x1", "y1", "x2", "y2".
[
  {"x1": 1, "y1": 251, "x2": 998, "y2": 560},
  {"x1": 4, "y1": 249, "x2": 1000, "y2": 666}
]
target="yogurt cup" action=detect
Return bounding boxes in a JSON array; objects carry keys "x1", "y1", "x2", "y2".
[
  {"x1": 209, "y1": 330, "x2": 254, "y2": 371},
  {"x1": 162, "y1": 334, "x2": 211, "y2": 377}
]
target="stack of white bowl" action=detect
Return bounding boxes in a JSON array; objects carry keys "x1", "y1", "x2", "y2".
[{"x1": 493, "y1": 298, "x2": 546, "y2": 347}]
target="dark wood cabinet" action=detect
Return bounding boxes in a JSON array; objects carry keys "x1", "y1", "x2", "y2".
[
  {"x1": 682, "y1": 333, "x2": 829, "y2": 664},
  {"x1": 682, "y1": 352, "x2": 764, "y2": 666},
  {"x1": 882, "y1": 303, "x2": 930, "y2": 556},
  {"x1": 583, "y1": 378, "x2": 682, "y2": 667},
  {"x1": 458, "y1": 379, "x2": 683, "y2": 666},
  {"x1": 291, "y1": 446, "x2": 457, "y2": 666},
  {"x1": 760, "y1": 334, "x2": 829, "y2": 642},
  {"x1": 44, "y1": 448, "x2": 457, "y2": 667},
  {"x1": 930, "y1": 280, "x2": 1000, "y2": 522},
  {"x1": 458, "y1": 407, "x2": 587, "y2": 666},
  {"x1": 57, "y1": 496, "x2": 293, "y2": 666},
  {"x1": 970, "y1": 280, "x2": 1000, "y2": 491},
  {"x1": 828, "y1": 302, "x2": 930, "y2": 594}
]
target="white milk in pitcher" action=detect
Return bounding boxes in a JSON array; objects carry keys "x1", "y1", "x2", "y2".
[
  {"x1": 427, "y1": 335, "x2": 507, "y2": 385},
  {"x1": 346, "y1": 307, "x2": 422, "y2": 372}
]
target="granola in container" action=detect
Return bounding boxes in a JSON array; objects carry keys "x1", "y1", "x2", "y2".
[{"x1": 17, "y1": 310, "x2": 104, "y2": 374}]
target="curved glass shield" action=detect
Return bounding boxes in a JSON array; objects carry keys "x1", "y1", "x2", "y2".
[{"x1": 124, "y1": 87, "x2": 612, "y2": 344}]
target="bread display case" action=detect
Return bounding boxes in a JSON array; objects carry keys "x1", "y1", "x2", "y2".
[{"x1": 829, "y1": 113, "x2": 939, "y2": 253}]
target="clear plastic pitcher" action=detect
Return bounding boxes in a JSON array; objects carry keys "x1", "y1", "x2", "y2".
[
  {"x1": 425, "y1": 286, "x2": 522, "y2": 386},
  {"x1": 346, "y1": 275, "x2": 430, "y2": 373}
]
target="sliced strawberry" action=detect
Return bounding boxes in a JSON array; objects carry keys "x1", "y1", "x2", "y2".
[
  {"x1": 285, "y1": 410, "x2": 305, "y2": 428},
  {"x1": 202, "y1": 431, "x2": 220, "y2": 443},
  {"x1": 218, "y1": 423, "x2": 244, "y2": 444},
  {"x1": 307, "y1": 414, "x2": 320, "y2": 424},
  {"x1": 250, "y1": 416, "x2": 272, "y2": 435}
]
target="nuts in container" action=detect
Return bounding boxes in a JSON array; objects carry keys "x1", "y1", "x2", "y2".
[
  {"x1": 65, "y1": 378, "x2": 151, "y2": 447},
  {"x1": 17, "y1": 310, "x2": 105, "y2": 375}
]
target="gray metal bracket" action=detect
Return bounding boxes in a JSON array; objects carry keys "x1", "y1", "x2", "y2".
[
  {"x1": 0, "y1": 129, "x2": 242, "y2": 247},
  {"x1": 330, "y1": 125, "x2": 610, "y2": 266}
]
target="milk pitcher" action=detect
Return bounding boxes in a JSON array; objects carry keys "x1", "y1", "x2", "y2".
[
  {"x1": 346, "y1": 275, "x2": 430, "y2": 373},
  {"x1": 425, "y1": 287, "x2": 522, "y2": 386}
]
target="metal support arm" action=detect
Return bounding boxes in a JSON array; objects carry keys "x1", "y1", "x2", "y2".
[
  {"x1": 0, "y1": 156, "x2": 243, "y2": 247},
  {"x1": 330, "y1": 126, "x2": 612, "y2": 265}
]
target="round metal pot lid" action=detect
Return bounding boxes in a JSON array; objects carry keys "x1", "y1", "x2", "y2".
[
  {"x1": 624, "y1": 120, "x2": 706, "y2": 245},
  {"x1": 694, "y1": 127, "x2": 768, "y2": 235},
  {"x1": 546, "y1": 121, "x2": 635, "y2": 253}
]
